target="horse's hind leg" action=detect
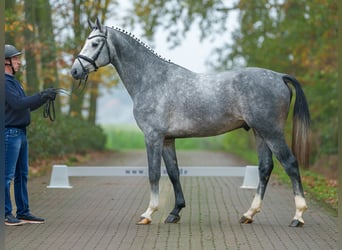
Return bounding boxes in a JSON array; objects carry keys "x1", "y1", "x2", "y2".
[
  {"x1": 267, "y1": 137, "x2": 307, "y2": 227},
  {"x1": 240, "y1": 134, "x2": 274, "y2": 224},
  {"x1": 162, "y1": 138, "x2": 186, "y2": 223}
]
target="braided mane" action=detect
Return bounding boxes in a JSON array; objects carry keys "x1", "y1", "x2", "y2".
[{"x1": 109, "y1": 26, "x2": 173, "y2": 64}]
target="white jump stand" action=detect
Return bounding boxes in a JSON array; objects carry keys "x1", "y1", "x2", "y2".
[
  {"x1": 47, "y1": 165, "x2": 72, "y2": 189},
  {"x1": 240, "y1": 165, "x2": 259, "y2": 189}
]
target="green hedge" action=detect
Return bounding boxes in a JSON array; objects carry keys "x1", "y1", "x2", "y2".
[{"x1": 27, "y1": 112, "x2": 106, "y2": 161}]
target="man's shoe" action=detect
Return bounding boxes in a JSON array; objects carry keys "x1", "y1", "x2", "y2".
[
  {"x1": 17, "y1": 214, "x2": 45, "y2": 224},
  {"x1": 5, "y1": 214, "x2": 26, "y2": 226}
]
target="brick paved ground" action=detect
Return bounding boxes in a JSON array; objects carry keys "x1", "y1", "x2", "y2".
[{"x1": 5, "y1": 151, "x2": 338, "y2": 250}]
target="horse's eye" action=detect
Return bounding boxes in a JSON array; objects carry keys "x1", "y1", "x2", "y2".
[{"x1": 91, "y1": 42, "x2": 99, "y2": 47}]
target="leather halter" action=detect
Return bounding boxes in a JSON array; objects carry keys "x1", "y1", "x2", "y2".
[{"x1": 76, "y1": 27, "x2": 111, "y2": 73}]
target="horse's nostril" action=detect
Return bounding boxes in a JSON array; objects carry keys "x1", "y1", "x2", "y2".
[{"x1": 71, "y1": 68, "x2": 78, "y2": 76}]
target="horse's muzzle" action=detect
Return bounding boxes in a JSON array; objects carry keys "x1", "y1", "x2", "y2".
[{"x1": 70, "y1": 66, "x2": 87, "y2": 80}]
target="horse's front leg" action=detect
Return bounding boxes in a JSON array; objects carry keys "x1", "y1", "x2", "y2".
[
  {"x1": 137, "y1": 134, "x2": 163, "y2": 225},
  {"x1": 162, "y1": 138, "x2": 185, "y2": 223}
]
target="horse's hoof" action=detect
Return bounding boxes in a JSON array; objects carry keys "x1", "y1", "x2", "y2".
[
  {"x1": 136, "y1": 217, "x2": 151, "y2": 225},
  {"x1": 239, "y1": 215, "x2": 254, "y2": 224},
  {"x1": 164, "y1": 214, "x2": 181, "y2": 223},
  {"x1": 288, "y1": 219, "x2": 304, "y2": 227}
]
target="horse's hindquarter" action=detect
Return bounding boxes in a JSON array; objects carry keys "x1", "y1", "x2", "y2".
[{"x1": 230, "y1": 68, "x2": 292, "y2": 131}]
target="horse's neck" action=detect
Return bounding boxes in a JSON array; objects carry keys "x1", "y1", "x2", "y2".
[{"x1": 108, "y1": 29, "x2": 189, "y2": 97}]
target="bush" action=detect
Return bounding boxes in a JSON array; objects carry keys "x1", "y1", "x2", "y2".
[{"x1": 27, "y1": 112, "x2": 106, "y2": 161}]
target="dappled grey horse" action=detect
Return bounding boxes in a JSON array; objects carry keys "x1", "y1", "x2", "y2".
[{"x1": 71, "y1": 18, "x2": 311, "y2": 227}]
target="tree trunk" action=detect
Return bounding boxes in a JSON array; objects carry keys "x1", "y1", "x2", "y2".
[
  {"x1": 88, "y1": 82, "x2": 99, "y2": 124},
  {"x1": 4, "y1": 0, "x2": 16, "y2": 45},
  {"x1": 68, "y1": 0, "x2": 84, "y2": 119},
  {"x1": 23, "y1": 0, "x2": 40, "y2": 95},
  {"x1": 36, "y1": 0, "x2": 61, "y2": 114}
]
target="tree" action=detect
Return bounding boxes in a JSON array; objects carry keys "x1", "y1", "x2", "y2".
[
  {"x1": 23, "y1": 0, "x2": 40, "y2": 95},
  {"x1": 36, "y1": 0, "x2": 59, "y2": 87},
  {"x1": 36, "y1": 0, "x2": 61, "y2": 115},
  {"x1": 4, "y1": 0, "x2": 16, "y2": 45},
  {"x1": 126, "y1": 0, "x2": 234, "y2": 48}
]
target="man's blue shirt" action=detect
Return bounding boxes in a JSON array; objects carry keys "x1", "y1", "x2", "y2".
[{"x1": 5, "y1": 73, "x2": 45, "y2": 128}]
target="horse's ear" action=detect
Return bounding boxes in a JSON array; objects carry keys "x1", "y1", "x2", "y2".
[
  {"x1": 88, "y1": 19, "x2": 96, "y2": 30},
  {"x1": 95, "y1": 17, "x2": 103, "y2": 32}
]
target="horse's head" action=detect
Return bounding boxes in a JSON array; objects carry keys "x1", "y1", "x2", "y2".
[{"x1": 71, "y1": 17, "x2": 111, "y2": 80}]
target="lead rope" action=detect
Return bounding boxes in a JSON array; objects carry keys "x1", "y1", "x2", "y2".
[
  {"x1": 42, "y1": 88, "x2": 73, "y2": 122},
  {"x1": 43, "y1": 98, "x2": 56, "y2": 121}
]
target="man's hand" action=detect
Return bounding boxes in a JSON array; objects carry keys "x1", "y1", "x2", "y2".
[{"x1": 40, "y1": 88, "x2": 57, "y2": 101}]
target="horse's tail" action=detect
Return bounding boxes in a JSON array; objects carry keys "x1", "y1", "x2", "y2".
[{"x1": 282, "y1": 75, "x2": 311, "y2": 168}]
